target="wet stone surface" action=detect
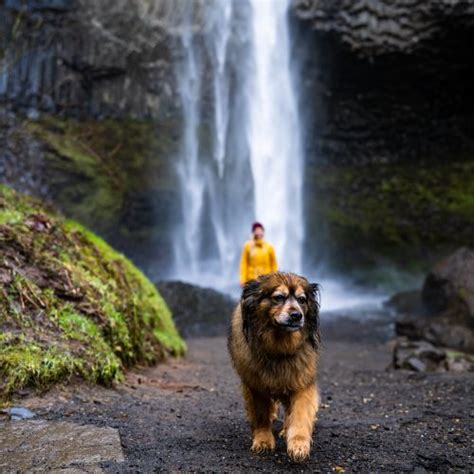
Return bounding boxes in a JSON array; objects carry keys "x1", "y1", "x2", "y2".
[{"x1": 0, "y1": 419, "x2": 124, "y2": 472}]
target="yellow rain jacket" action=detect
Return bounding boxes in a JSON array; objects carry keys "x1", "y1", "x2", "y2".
[{"x1": 239, "y1": 239, "x2": 278, "y2": 285}]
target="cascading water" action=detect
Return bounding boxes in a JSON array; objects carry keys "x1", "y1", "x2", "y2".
[
  {"x1": 172, "y1": 0, "x2": 303, "y2": 291},
  {"x1": 247, "y1": 0, "x2": 303, "y2": 274}
]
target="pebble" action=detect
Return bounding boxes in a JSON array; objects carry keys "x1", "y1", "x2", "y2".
[{"x1": 0, "y1": 407, "x2": 36, "y2": 421}]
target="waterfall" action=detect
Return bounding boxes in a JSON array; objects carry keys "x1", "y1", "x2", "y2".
[
  {"x1": 247, "y1": 0, "x2": 303, "y2": 274},
  {"x1": 172, "y1": 0, "x2": 303, "y2": 291}
]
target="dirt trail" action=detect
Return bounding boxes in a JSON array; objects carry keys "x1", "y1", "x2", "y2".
[{"x1": 18, "y1": 333, "x2": 473, "y2": 472}]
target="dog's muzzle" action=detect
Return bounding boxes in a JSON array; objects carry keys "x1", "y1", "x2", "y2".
[{"x1": 275, "y1": 311, "x2": 304, "y2": 332}]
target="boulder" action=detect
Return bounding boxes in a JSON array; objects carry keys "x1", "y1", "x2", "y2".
[
  {"x1": 392, "y1": 248, "x2": 474, "y2": 353},
  {"x1": 392, "y1": 337, "x2": 474, "y2": 372},
  {"x1": 0, "y1": 185, "x2": 185, "y2": 397},
  {"x1": 385, "y1": 290, "x2": 424, "y2": 316},
  {"x1": 422, "y1": 247, "x2": 474, "y2": 324},
  {"x1": 395, "y1": 312, "x2": 474, "y2": 354},
  {"x1": 392, "y1": 338, "x2": 446, "y2": 372},
  {"x1": 156, "y1": 281, "x2": 237, "y2": 338}
]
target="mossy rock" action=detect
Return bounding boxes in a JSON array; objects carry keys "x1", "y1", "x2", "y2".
[{"x1": 0, "y1": 185, "x2": 185, "y2": 399}]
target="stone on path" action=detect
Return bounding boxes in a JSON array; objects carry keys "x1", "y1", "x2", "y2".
[
  {"x1": 2, "y1": 407, "x2": 36, "y2": 420},
  {"x1": 0, "y1": 419, "x2": 124, "y2": 472}
]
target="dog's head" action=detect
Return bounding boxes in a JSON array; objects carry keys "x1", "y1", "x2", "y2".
[{"x1": 241, "y1": 272, "x2": 320, "y2": 351}]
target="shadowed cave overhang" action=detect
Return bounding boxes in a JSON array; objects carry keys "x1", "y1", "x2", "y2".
[{"x1": 293, "y1": 0, "x2": 474, "y2": 57}]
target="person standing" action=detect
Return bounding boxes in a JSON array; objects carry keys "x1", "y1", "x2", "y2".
[{"x1": 239, "y1": 222, "x2": 278, "y2": 286}]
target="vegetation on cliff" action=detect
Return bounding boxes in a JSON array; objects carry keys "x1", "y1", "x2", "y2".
[
  {"x1": 0, "y1": 185, "x2": 185, "y2": 399},
  {"x1": 21, "y1": 114, "x2": 181, "y2": 270},
  {"x1": 25, "y1": 115, "x2": 178, "y2": 235},
  {"x1": 307, "y1": 160, "x2": 474, "y2": 280}
]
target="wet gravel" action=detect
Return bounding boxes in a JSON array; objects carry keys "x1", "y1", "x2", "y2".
[{"x1": 20, "y1": 317, "x2": 473, "y2": 472}]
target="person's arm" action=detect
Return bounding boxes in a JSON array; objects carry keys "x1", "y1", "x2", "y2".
[
  {"x1": 269, "y1": 244, "x2": 278, "y2": 272},
  {"x1": 240, "y1": 243, "x2": 249, "y2": 286}
]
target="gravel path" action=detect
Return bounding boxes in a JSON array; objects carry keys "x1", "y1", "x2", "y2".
[{"x1": 21, "y1": 328, "x2": 473, "y2": 472}]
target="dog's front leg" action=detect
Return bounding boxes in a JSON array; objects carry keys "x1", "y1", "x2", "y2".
[
  {"x1": 286, "y1": 383, "x2": 320, "y2": 462},
  {"x1": 241, "y1": 384, "x2": 276, "y2": 453}
]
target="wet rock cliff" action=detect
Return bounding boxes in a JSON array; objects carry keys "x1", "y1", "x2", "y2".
[
  {"x1": 0, "y1": 0, "x2": 184, "y2": 118},
  {"x1": 293, "y1": 0, "x2": 474, "y2": 283}
]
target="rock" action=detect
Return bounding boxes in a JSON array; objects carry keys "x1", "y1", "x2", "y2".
[
  {"x1": 395, "y1": 312, "x2": 474, "y2": 354},
  {"x1": 0, "y1": 1, "x2": 178, "y2": 119},
  {"x1": 404, "y1": 356, "x2": 426, "y2": 373},
  {"x1": 156, "y1": 281, "x2": 237, "y2": 338},
  {"x1": 294, "y1": 3, "x2": 474, "y2": 274},
  {"x1": 384, "y1": 290, "x2": 424, "y2": 316},
  {"x1": 395, "y1": 312, "x2": 425, "y2": 341},
  {"x1": 392, "y1": 338, "x2": 474, "y2": 372},
  {"x1": 392, "y1": 338, "x2": 446, "y2": 372},
  {"x1": 445, "y1": 351, "x2": 474, "y2": 373},
  {"x1": 5, "y1": 407, "x2": 36, "y2": 420},
  {"x1": 0, "y1": 185, "x2": 185, "y2": 398},
  {"x1": 392, "y1": 248, "x2": 474, "y2": 353},
  {"x1": 422, "y1": 247, "x2": 474, "y2": 324},
  {"x1": 293, "y1": 0, "x2": 474, "y2": 57},
  {"x1": 0, "y1": 420, "x2": 124, "y2": 471},
  {"x1": 424, "y1": 321, "x2": 474, "y2": 354}
]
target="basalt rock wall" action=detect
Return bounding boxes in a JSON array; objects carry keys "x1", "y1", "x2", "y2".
[{"x1": 0, "y1": 0, "x2": 199, "y2": 119}]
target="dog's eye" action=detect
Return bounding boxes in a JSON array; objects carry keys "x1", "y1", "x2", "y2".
[
  {"x1": 273, "y1": 294, "x2": 286, "y2": 303},
  {"x1": 297, "y1": 296, "x2": 307, "y2": 304}
]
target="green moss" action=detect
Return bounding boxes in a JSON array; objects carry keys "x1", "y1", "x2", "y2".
[
  {"x1": 445, "y1": 350, "x2": 474, "y2": 362},
  {"x1": 307, "y1": 159, "x2": 474, "y2": 280},
  {"x1": 24, "y1": 115, "x2": 179, "y2": 239},
  {"x1": 0, "y1": 336, "x2": 83, "y2": 394},
  {"x1": 63, "y1": 220, "x2": 186, "y2": 357},
  {"x1": 0, "y1": 185, "x2": 185, "y2": 398},
  {"x1": 0, "y1": 209, "x2": 22, "y2": 225}
]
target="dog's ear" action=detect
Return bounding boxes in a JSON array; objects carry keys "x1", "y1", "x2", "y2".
[
  {"x1": 241, "y1": 279, "x2": 261, "y2": 342},
  {"x1": 307, "y1": 282, "x2": 321, "y2": 350},
  {"x1": 242, "y1": 279, "x2": 260, "y2": 301}
]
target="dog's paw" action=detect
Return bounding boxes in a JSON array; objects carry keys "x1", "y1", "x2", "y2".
[
  {"x1": 287, "y1": 436, "x2": 311, "y2": 462},
  {"x1": 251, "y1": 430, "x2": 275, "y2": 453}
]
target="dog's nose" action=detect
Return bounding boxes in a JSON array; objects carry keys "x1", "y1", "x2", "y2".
[{"x1": 290, "y1": 311, "x2": 302, "y2": 322}]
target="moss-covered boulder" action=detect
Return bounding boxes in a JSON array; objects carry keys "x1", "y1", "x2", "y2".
[{"x1": 0, "y1": 185, "x2": 185, "y2": 398}]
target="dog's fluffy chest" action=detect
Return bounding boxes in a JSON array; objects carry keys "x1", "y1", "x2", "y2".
[{"x1": 246, "y1": 347, "x2": 317, "y2": 395}]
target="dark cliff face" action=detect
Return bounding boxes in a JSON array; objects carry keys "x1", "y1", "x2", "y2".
[
  {"x1": 0, "y1": 0, "x2": 179, "y2": 119},
  {"x1": 291, "y1": 4, "x2": 474, "y2": 284},
  {"x1": 293, "y1": 0, "x2": 474, "y2": 57},
  {"x1": 296, "y1": 28, "x2": 474, "y2": 167}
]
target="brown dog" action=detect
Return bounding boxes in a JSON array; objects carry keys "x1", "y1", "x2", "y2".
[{"x1": 228, "y1": 272, "x2": 321, "y2": 462}]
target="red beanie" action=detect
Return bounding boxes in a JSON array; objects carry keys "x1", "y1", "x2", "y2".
[{"x1": 252, "y1": 222, "x2": 264, "y2": 232}]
